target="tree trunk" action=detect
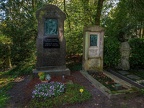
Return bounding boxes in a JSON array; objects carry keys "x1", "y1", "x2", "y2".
[
  {"x1": 63, "y1": 0, "x2": 71, "y2": 31},
  {"x1": 95, "y1": 0, "x2": 105, "y2": 25},
  {"x1": 82, "y1": 0, "x2": 89, "y2": 26},
  {"x1": 7, "y1": 45, "x2": 12, "y2": 68},
  {"x1": 143, "y1": 28, "x2": 144, "y2": 38},
  {"x1": 32, "y1": 0, "x2": 36, "y2": 11}
]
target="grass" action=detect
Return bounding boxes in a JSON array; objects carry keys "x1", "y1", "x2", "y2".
[
  {"x1": 29, "y1": 84, "x2": 92, "y2": 108},
  {"x1": 0, "y1": 62, "x2": 91, "y2": 108},
  {"x1": 0, "y1": 72, "x2": 14, "y2": 108},
  {"x1": 0, "y1": 63, "x2": 33, "y2": 108}
]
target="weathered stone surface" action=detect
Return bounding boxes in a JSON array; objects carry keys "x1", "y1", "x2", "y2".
[
  {"x1": 82, "y1": 25, "x2": 104, "y2": 71},
  {"x1": 127, "y1": 75, "x2": 140, "y2": 80},
  {"x1": 118, "y1": 71, "x2": 130, "y2": 75},
  {"x1": 119, "y1": 41, "x2": 131, "y2": 70},
  {"x1": 34, "y1": 4, "x2": 70, "y2": 75}
]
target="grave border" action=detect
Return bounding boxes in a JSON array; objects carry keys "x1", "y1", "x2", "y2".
[{"x1": 80, "y1": 70, "x2": 139, "y2": 99}]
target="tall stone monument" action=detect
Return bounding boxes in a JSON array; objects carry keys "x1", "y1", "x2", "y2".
[
  {"x1": 82, "y1": 26, "x2": 104, "y2": 71},
  {"x1": 33, "y1": 4, "x2": 70, "y2": 75}
]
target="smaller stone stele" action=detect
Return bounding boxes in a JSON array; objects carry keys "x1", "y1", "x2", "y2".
[
  {"x1": 33, "y1": 4, "x2": 70, "y2": 76},
  {"x1": 82, "y1": 25, "x2": 104, "y2": 71},
  {"x1": 118, "y1": 41, "x2": 130, "y2": 70}
]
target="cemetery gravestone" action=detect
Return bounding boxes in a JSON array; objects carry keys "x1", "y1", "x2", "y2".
[
  {"x1": 119, "y1": 41, "x2": 130, "y2": 70},
  {"x1": 82, "y1": 26, "x2": 104, "y2": 71},
  {"x1": 33, "y1": 4, "x2": 70, "y2": 75}
]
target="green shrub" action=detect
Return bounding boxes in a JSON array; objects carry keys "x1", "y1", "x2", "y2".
[
  {"x1": 104, "y1": 37, "x2": 120, "y2": 67},
  {"x1": 140, "y1": 89, "x2": 144, "y2": 95},
  {"x1": 67, "y1": 62, "x2": 82, "y2": 71},
  {"x1": 65, "y1": 30, "x2": 83, "y2": 55},
  {"x1": 7, "y1": 62, "x2": 34, "y2": 77},
  {"x1": 0, "y1": 89, "x2": 9, "y2": 108},
  {"x1": 129, "y1": 38, "x2": 144, "y2": 68}
]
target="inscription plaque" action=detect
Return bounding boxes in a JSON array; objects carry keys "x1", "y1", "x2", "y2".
[
  {"x1": 90, "y1": 34, "x2": 97, "y2": 46},
  {"x1": 44, "y1": 19, "x2": 58, "y2": 35},
  {"x1": 43, "y1": 37, "x2": 60, "y2": 48}
]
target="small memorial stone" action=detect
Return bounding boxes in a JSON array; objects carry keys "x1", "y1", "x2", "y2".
[
  {"x1": 127, "y1": 75, "x2": 140, "y2": 80},
  {"x1": 118, "y1": 71, "x2": 130, "y2": 75},
  {"x1": 83, "y1": 26, "x2": 104, "y2": 71}
]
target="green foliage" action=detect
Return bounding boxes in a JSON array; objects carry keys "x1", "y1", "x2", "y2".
[
  {"x1": 64, "y1": 0, "x2": 98, "y2": 55},
  {"x1": 129, "y1": 38, "x2": 144, "y2": 68},
  {"x1": 0, "y1": 91, "x2": 8, "y2": 108},
  {"x1": 7, "y1": 61, "x2": 34, "y2": 77},
  {"x1": 104, "y1": 0, "x2": 144, "y2": 39},
  {"x1": 103, "y1": 0, "x2": 144, "y2": 67},
  {"x1": 0, "y1": 72, "x2": 14, "y2": 108},
  {"x1": 0, "y1": 0, "x2": 37, "y2": 67},
  {"x1": 67, "y1": 62, "x2": 82, "y2": 71},
  {"x1": 29, "y1": 84, "x2": 91, "y2": 108},
  {"x1": 0, "y1": 0, "x2": 143, "y2": 70},
  {"x1": 39, "y1": 75, "x2": 45, "y2": 81},
  {"x1": 140, "y1": 89, "x2": 144, "y2": 95},
  {"x1": 66, "y1": 30, "x2": 83, "y2": 55},
  {"x1": 104, "y1": 37, "x2": 120, "y2": 67},
  {"x1": 0, "y1": 34, "x2": 12, "y2": 70},
  {"x1": 38, "y1": 72, "x2": 51, "y2": 81}
]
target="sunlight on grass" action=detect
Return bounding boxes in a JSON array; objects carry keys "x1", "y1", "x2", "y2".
[
  {"x1": 0, "y1": 72, "x2": 14, "y2": 108},
  {"x1": 0, "y1": 91, "x2": 9, "y2": 108}
]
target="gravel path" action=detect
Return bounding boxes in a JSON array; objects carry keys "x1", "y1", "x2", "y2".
[
  {"x1": 7, "y1": 76, "x2": 33, "y2": 108},
  {"x1": 6, "y1": 71, "x2": 144, "y2": 108}
]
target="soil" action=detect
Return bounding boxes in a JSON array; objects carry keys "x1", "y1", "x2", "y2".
[{"x1": 7, "y1": 71, "x2": 144, "y2": 108}]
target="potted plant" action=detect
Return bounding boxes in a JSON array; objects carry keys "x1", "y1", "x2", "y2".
[{"x1": 38, "y1": 72, "x2": 51, "y2": 82}]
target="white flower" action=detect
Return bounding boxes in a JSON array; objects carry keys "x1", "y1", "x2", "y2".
[{"x1": 45, "y1": 74, "x2": 51, "y2": 81}]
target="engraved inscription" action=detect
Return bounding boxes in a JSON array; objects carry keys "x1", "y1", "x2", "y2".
[
  {"x1": 89, "y1": 48, "x2": 99, "y2": 57},
  {"x1": 43, "y1": 38, "x2": 60, "y2": 48}
]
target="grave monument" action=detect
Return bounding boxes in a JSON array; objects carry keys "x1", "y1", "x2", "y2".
[
  {"x1": 82, "y1": 26, "x2": 104, "y2": 71},
  {"x1": 119, "y1": 41, "x2": 130, "y2": 70},
  {"x1": 118, "y1": 32, "x2": 131, "y2": 70},
  {"x1": 33, "y1": 4, "x2": 70, "y2": 75}
]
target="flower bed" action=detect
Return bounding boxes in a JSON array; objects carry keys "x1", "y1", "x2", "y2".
[
  {"x1": 81, "y1": 70, "x2": 139, "y2": 99},
  {"x1": 88, "y1": 71, "x2": 127, "y2": 91},
  {"x1": 32, "y1": 82, "x2": 65, "y2": 99},
  {"x1": 30, "y1": 83, "x2": 92, "y2": 108}
]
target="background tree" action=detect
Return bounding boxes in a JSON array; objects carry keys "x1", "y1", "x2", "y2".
[
  {"x1": 103, "y1": 0, "x2": 144, "y2": 67},
  {"x1": 0, "y1": 32, "x2": 12, "y2": 70}
]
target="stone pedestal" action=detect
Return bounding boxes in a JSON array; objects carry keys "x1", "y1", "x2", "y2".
[
  {"x1": 82, "y1": 26, "x2": 104, "y2": 71},
  {"x1": 33, "y1": 4, "x2": 70, "y2": 75}
]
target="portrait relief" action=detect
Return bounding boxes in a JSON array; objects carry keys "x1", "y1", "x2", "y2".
[
  {"x1": 44, "y1": 19, "x2": 58, "y2": 36},
  {"x1": 90, "y1": 34, "x2": 98, "y2": 46}
]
